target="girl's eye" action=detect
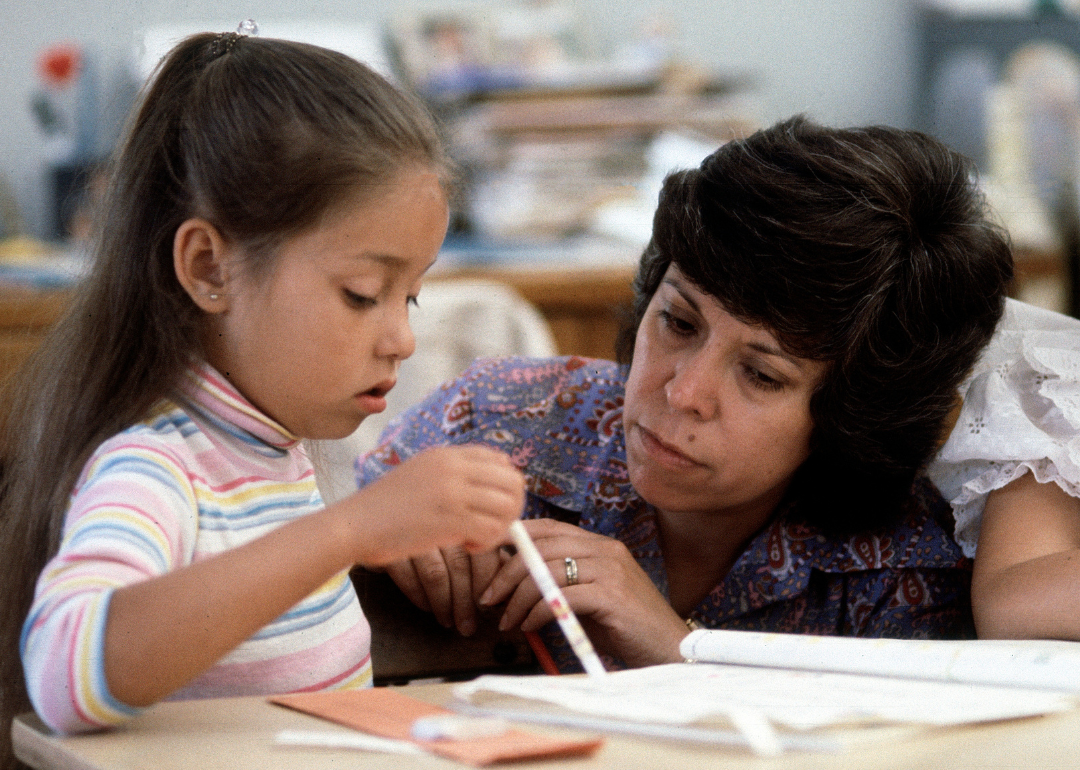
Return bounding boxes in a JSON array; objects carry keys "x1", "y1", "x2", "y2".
[
  {"x1": 743, "y1": 364, "x2": 784, "y2": 392},
  {"x1": 343, "y1": 288, "x2": 376, "y2": 308},
  {"x1": 658, "y1": 309, "x2": 697, "y2": 337}
]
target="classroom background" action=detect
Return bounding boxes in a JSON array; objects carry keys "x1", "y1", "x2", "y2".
[{"x1": 1, "y1": 0, "x2": 1079, "y2": 378}]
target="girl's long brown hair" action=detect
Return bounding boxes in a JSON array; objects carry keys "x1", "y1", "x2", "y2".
[{"x1": 0, "y1": 32, "x2": 446, "y2": 767}]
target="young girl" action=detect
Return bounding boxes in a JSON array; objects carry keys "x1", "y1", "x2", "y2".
[{"x1": 0, "y1": 30, "x2": 524, "y2": 764}]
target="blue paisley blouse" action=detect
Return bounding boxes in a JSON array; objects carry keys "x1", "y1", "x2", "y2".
[{"x1": 356, "y1": 356, "x2": 975, "y2": 672}]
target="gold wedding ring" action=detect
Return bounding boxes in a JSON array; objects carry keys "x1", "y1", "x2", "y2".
[{"x1": 564, "y1": 556, "x2": 579, "y2": 586}]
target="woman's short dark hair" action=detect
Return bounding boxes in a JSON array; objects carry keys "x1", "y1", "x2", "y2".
[{"x1": 616, "y1": 115, "x2": 1014, "y2": 532}]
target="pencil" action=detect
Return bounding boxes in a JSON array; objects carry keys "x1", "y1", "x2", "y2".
[
  {"x1": 524, "y1": 630, "x2": 561, "y2": 675},
  {"x1": 508, "y1": 520, "x2": 607, "y2": 677}
]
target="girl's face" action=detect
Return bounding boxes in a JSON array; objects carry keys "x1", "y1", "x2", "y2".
[
  {"x1": 622, "y1": 264, "x2": 826, "y2": 526},
  {"x1": 206, "y1": 169, "x2": 449, "y2": 440}
]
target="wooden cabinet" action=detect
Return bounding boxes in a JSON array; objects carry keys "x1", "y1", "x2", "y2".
[
  {"x1": 0, "y1": 287, "x2": 71, "y2": 385},
  {"x1": 0, "y1": 267, "x2": 637, "y2": 387}
]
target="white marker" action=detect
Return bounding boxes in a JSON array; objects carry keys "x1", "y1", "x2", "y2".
[{"x1": 508, "y1": 520, "x2": 606, "y2": 677}]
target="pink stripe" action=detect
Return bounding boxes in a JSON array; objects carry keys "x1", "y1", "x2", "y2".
[
  {"x1": 294, "y1": 653, "x2": 372, "y2": 693},
  {"x1": 171, "y1": 620, "x2": 371, "y2": 699},
  {"x1": 191, "y1": 470, "x2": 316, "y2": 494}
]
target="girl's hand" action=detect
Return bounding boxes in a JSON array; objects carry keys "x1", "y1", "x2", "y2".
[
  {"x1": 478, "y1": 518, "x2": 690, "y2": 667},
  {"x1": 384, "y1": 546, "x2": 502, "y2": 636},
  {"x1": 347, "y1": 445, "x2": 525, "y2": 568}
]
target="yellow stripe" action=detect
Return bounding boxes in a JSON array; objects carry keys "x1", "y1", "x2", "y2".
[
  {"x1": 331, "y1": 662, "x2": 374, "y2": 691},
  {"x1": 306, "y1": 571, "x2": 350, "y2": 601},
  {"x1": 67, "y1": 508, "x2": 174, "y2": 565},
  {"x1": 192, "y1": 478, "x2": 317, "y2": 508},
  {"x1": 75, "y1": 595, "x2": 124, "y2": 725}
]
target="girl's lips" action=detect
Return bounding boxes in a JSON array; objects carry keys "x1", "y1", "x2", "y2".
[
  {"x1": 635, "y1": 425, "x2": 703, "y2": 469},
  {"x1": 355, "y1": 393, "x2": 387, "y2": 414},
  {"x1": 355, "y1": 380, "x2": 395, "y2": 414}
]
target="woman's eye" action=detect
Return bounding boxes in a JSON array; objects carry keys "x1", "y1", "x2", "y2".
[
  {"x1": 743, "y1": 365, "x2": 784, "y2": 392},
  {"x1": 658, "y1": 309, "x2": 696, "y2": 337},
  {"x1": 343, "y1": 289, "x2": 376, "y2": 308}
]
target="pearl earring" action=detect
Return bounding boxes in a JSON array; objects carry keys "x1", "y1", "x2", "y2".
[{"x1": 209, "y1": 294, "x2": 220, "y2": 300}]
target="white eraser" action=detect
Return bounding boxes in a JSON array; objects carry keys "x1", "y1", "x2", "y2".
[{"x1": 410, "y1": 715, "x2": 509, "y2": 741}]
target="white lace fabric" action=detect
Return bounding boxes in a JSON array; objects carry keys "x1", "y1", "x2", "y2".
[{"x1": 928, "y1": 298, "x2": 1080, "y2": 558}]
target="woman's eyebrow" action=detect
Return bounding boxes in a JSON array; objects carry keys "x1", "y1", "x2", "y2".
[
  {"x1": 663, "y1": 277, "x2": 702, "y2": 314},
  {"x1": 747, "y1": 341, "x2": 806, "y2": 369},
  {"x1": 664, "y1": 275, "x2": 811, "y2": 371}
]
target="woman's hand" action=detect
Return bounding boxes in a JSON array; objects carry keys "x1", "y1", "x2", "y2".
[
  {"x1": 348, "y1": 445, "x2": 525, "y2": 568},
  {"x1": 479, "y1": 518, "x2": 690, "y2": 667},
  {"x1": 384, "y1": 546, "x2": 502, "y2": 636}
]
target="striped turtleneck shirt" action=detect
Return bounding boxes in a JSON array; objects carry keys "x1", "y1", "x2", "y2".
[{"x1": 21, "y1": 363, "x2": 372, "y2": 734}]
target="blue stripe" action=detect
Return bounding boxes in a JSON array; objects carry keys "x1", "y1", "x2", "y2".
[
  {"x1": 251, "y1": 580, "x2": 356, "y2": 640},
  {"x1": 180, "y1": 398, "x2": 288, "y2": 457},
  {"x1": 66, "y1": 521, "x2": 170, "y2": 573},
  {"x1": 89, "y1": 455, "x2": 192, "y2": 501},
  {"x1": 90, "y1": 591, "x2": 140, "y2": 718},
  {"x1": 196, "y1": 496, "x2": 316, "y2": 531}
]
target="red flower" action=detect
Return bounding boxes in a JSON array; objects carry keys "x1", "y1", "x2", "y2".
[{"x1": 38, "y1": 43, "x2": 82, "y2": 89}]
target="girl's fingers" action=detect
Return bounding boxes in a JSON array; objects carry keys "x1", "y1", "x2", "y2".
[
  {"x1": 458, "y1": 446, "x2": 526, "y2": 491},
  {"x1": 459, "y1": 515, "x2": 518, "y2": 553},
  {"x1": 459, "y1": 486, "x2": 526, "y2": 523}
]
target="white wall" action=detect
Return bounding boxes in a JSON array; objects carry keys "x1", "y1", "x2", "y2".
[{"x1": 0, "y1": 0, "x2": 917, "y2": 239}]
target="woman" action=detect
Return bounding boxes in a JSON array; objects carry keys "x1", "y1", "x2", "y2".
[{"x1": 356, "y1": 116, "x2": 1014, "y2": 670}]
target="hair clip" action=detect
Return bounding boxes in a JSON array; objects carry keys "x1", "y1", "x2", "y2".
[
  {"x1": 211, "y1": 32, "x2": 239, "y2": 56},
  {"x1": 211, "y1": 20, "x2": 257, "y2": 58}
]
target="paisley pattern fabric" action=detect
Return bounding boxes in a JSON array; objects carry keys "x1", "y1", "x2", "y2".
[{"x1": 357, "y1": 356, "x2": 975, "y2": 672}]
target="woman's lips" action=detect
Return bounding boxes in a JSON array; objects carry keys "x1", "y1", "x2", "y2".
[{"x1": 635, "y1": 425, "x2": 703, "y2": 469}]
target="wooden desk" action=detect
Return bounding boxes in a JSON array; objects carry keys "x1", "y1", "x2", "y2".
[{"x1": 13, "y1": 683, "x2": 1080, "y2": 770}]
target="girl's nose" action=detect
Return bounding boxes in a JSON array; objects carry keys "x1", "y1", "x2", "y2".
[
  {"x1": 665, "y1": 360, "x2": 719, "y2": 421},
  {"x1": 375, "y1": 308, "x2": 417, "y2": 361}
]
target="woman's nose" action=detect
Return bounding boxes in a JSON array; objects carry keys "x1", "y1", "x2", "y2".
[{"x1": 665, "y1": 362, "x2": 719, "y2": 421}]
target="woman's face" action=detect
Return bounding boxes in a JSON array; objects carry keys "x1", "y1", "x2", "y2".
[{"x1": 623, "y1": 264, "x2": 826, "y2": 524}]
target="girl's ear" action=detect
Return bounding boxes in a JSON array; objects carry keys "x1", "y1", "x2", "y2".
[{"x1": 174, "y1": 218, "x2": 233, "y2": 313}]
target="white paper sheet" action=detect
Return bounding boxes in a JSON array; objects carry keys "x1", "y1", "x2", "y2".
[
  {"x1": 455, "y1": 661, "x2": 1076, "y2": 735},
  {"x1": 680, "y1": 630, "x2": 1080, "y2": 692}
]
